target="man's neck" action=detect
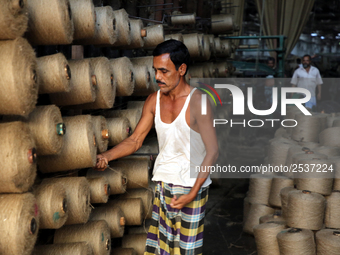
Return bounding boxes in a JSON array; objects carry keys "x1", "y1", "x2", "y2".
[
  {"x1": 304, "y1": 66, "x2": 311, "y2": 73},
  {"x1": 165, "y1": 78, "x2": 190, "y2": 100}
]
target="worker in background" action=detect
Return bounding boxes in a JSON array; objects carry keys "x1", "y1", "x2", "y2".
[
  {"x1": 291, "y1": 54, "x2": 323, "y2": 109},
  {"x1": 95, "y1": 40, "x2": 218, "y2": 255}
]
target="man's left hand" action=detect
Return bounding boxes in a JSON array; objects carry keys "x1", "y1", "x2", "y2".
[{"x1": 170, "y1": 194, "x2": 195, "y2": 210}]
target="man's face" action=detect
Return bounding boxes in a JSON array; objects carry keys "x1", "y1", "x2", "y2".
[
  {"x1": 267, "y1": 60, "x2": 275, "y2": 69},
  {"x1": 153, "y1": 53, "x2": 185, "y2": 93},
  {"x1": 302, "y1": 56, "x2": 311, "y2": 68}
]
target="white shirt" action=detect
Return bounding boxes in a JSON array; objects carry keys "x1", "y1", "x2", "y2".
[
  {"x1": 152, "y1": 88, "x2": 212, "y2": 187},
  {"x1": 291, "y1": 66, "x2": 323, "y2": 97}
]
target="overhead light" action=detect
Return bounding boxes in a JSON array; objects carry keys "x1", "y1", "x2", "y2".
[
  {"x1": 321, "y1": 36, "x2": 325, "y2": 39},
  {"x1": 311, "y1": 33, "x2": 318, "y2": 37},
  {"x1": 336, "y1": 36, "x2": 340, "y2": 39}
]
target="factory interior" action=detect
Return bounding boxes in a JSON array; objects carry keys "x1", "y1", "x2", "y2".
[{"x1": 0, "y1": 0, "x2": 340, "y2": 254}]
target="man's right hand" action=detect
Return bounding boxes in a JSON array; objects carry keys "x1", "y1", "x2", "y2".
[{"x1": 94, "y1": 154, "x2": 109, "y2": 171}]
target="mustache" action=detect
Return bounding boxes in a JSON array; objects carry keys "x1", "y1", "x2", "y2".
[{"x1": 156, "y1": 80, "x2": 166, "y2": 85}]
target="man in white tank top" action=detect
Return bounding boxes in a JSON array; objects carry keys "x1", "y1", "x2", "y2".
[{"x1": 95, "y1": 40, "x2": 218, "y2": 255}]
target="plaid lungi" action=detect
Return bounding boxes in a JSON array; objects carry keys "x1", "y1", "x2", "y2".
[{"x1": 144, "y1": 181, "x2": 209, "y2": 255}]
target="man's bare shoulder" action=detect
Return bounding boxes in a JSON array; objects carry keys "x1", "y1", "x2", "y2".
[{"x1": 143, "y1": 90, "x2": 158, "y2": 114}]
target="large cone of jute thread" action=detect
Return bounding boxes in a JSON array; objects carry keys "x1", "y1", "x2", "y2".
[
  {"x1": 37, "y1": 53, "x2": 71, "y2": 94},
  {"x1": 42, "y1": 177, "x2": 91, "y2": 225},
  {"x1": 198, "y1": 34, "x2": 211, "y2": 61},
  {"x1": 50, "y1": 59, "x2": 97, "y2": 106},
  {"x1": 0, "y1": 193, "x2": 39, "y2": 255},
  {"x1": 165, "y1": 33, "x2": 183, "y2": 42},
  {"x1": 294, "y1": 158, "x2": 334, "y2": 195},
  {"x1": 128, "y1": 219, "x2": 153, "y2": 234},
  {"x1": 188, "y1": 65, "x2": 205, "y2": 78},
  {"x1": 0, "y1": 121, "x2": 36, "y2": 193},
  {"x1": 171, "y1": 13, "x2": 196, "y2": 25},
  {"x1": 268, "y1": 140, "x2": 295, "y2": 167},
  {"x1": 243, "y1": 203, "x2": 275, "y2": 235},
  {"x1": 34, "y1": 181, "x2": 68, "y2": 229},
  {"x1": 108, "y1": 198, "x2": 144, "y2": 225},
  {"x1": 280, "y1": 186, "x2": 296, "y2": 219},
  {"x1": 26, "y1": 0, "x2": 74, "y2": 45},
  {"x1": 274, "y1": 127, "x2": 289, "y2": 138},
  {"x1": 327, "y1": 113, "x2": 339, "y2": 127},
  {"x1": 298, "y1": 141, "x2": 320, "y2": 149},
  {"x1": 106, "y1": 117, "x2": 131, "y2": 146},
  {"x1": 88, "y1": 177, "x2": 110, "y2": 204},
  {"x1": 119, "y1": 188, "x2": 153, "y2": 219},
  {"x1": 253, "y1": 222, "x2": 286, "y2": 255},
  {"x1": 122, "y1": 234, "x2": 147, "y2": 255},
  {"x1": 87, "y1": 167, "x2": 127, "y2": 195},
  {"x1": 125, "y1": 19, "x2": 146, "y2": 49},
  {"x1": 259, "y1": 211, "x2": 286, "y2": 225},
  {"x1": 314, "y1": 112, "x2": 328, "y2": 132},
  {"x1": 143, "y1": 24, "x2": 164, "y2": 48},
  {"x1": 314, "y1": 145, "x2": 340, "y2": 157},
  {"x1": 283, "y1": 145, "x2": 307, "y2": 177},
  {"x1": 69, "y1": 0, "x2": 95, "y2": 40},
  {"x1": 182, "y1": 33, "x2": 202, "y2": 58},
  {"x1": 211, "y1": 14, "x2": 235, "y2": 34},
  {"x1": 0, "y1": 38, "x2": 38, "y2": 116},
  {"x1": 78, "y1": 57, "x2": 116, "y2": 110},
  {"x1": 286, "y1": 190, "x2": 325, "y2": 230},
  {"x1": 0, "y1": 0, "x2": 28, "y2": 40},
  {"x1": 214, "y1": 62, "x2": 229, "y2": 77},
  {"x1": 111, "y1": 9, "x2": 131, "y2": 47},
  {"x1": 217, "y1": 40, "x2": 234, "y2": 57},
  {"x1": 291, "y1": 114, "x2": 322, "y2": 142},
  {"x1": 319, "y1": 127, "x2": 340, "y2": 147},
  {"x1": 54, "y1": 220, "x2": 111, "y2": 255},
  {"x1": 316, "y1": 229, "x2": 340, "y2": 255},
  {"x1": 132, "y1": 64, "x2": 151, "y2": 91},
  {"x1": 33, "y1": 243, "x2": 93, "y2": 255},
  {"x1": 38, "y1": 115, "x2": 97, "y2": 172},
  {"x1": 332, "y1": 158, "x2": 340, "y2": 190},
  {"x1": 291, "y1": 150, "x2": 327, "y2": 165},
  {"x1": 106, "y1": 108, "x2": 142, "y2": 132},
  {"x1": 247, "y1": 174, "x2": 273, "y2": 205},
  {"x1": 90, "y1": 205, "x2": 125, "y2": 238},
  {"x1": 333, "y1": 119, "x2": 340, "y2": 127},
  {"x1": 324, "y1": 191, "x2": 340, "y2": 228},
  {"x1": 92, "y1": 116, "x2": 109, "y2": 153},
  {"x1": 112, "y1": 248, "x2": 137, "y2": 255},
  {"x1": 214, "y1": 37, "x2": 223, "y2": 54},
  {"x1": 268, "y1": 177, "x2": 294, "y2": 208},
  {"x1": 110, "y1": 57, "x2": 135, "y2": 96},
  {"x1": 277, "y1": 228, "x2": 316, "y2": 255},
  {"x1": 111, "y1": 160, "x2": 150, "y2": 189}
]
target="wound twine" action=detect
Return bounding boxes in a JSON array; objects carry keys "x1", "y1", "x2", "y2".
[
  {"x1": 332, "y1": 158, "x2": 340, "y2": 190},
  {"x1": 280, "y1": 186, "x2": 296, "y2": 219},
  {"x1": 274, "y1": 127, "x2": 288, "y2": 138},
  {"x1": 268, "y1": 140, "x2": 296, "y2": 168},
  {"x1": 243, "y1": 203, "x2": 275, "y2": 235},
  {"x1": 286, "y1": 190, "x2": 325, "y2": 230},
  {"x1": 42, "y1": 177, "x2": 91, "y2": 225},
  {"x1": 314, "y1": 145, "x2": 340, "y2": 157},
  {"x1": 284, "y1": 145, "x2": 305, "y2": 177},
  {"x1": 112, "y1": 9, "x2": 131, "y2": 47},
  {"x1": 108, "y1": 198, "x2": 143, "y2": 226},
  {"x1": 0, "y1": 121, "x2": 36, "y2": 193},
  {"x1": 90, "y1": 204, "x2": 125, "y2": 238},
  {"x1": 285, "y1": 106, "x2": 304, "y2": 135},
  {"x1": 182, "y1": 33, "x2": 202, "y2": 58},
  {"x1": 122, "y1": 234, "x2": 148, "y2": 255},
  {"x1": 34, "y1": 181, "x2": 68, "y2": 229},
  {"x1": 333, "y1": 119, "x2": 340, "y2": 127},
  {"x1": 54, "y1": 220, "x2": 110, "y2": 255},
  {"x1": 105, "y1": 108, "x2": 142, "y2": 132},
  {"x1": 69, "y1": 0, "x2": 95, "y2": 40},
  {"x1": 92, "y1": 116, "x2": 109, "y2": 153},
  {"x1": 327, "y1": 113, "x2": 340, "y2": 127},
  {"x1": 87, "y1": 177, "x2": 110, "y2": 204},
  {"x1": 111, "y1": 248, "x2": 137, "y2": 255},
  {"x1": 38, "y1": 115, "x2": 97, "y2": 173},
  {"x1": 143, "y1": 24, "x2": 164, "y2": 48},
  {"x1": 125, "y1": 19, "x2": 145, "y2": 49},
  {"x1": 119, "y1": 188, "x2": 153, "y2": 219},
  {"x1": 214, "y1": 61, "x2": 229, "y2": 78},
  {"x1": 128, "y1": 219, "x2": 153, "y2": 234},
  {"x1": 165, "y1": 33, "x2": 183, "y2": 42},
  {"x1": 211, "y1": 14, "x2": 234, "y2": 34},
  {"x1": 132, "y1": 64, "x2": 151, "y2": 91},
  {"x1": 110, "y1": 57, "x2": 135, "y2": 96},
  {"x1": 214, "y1": 37, "x2": 223, "y2": 54},
  {"x1": 253, "y1": 222, "x2": 286, "y2": 255},
  {"x1": 0, "y1": 193, "x2": 39, "y2": 255},
  {"x1": 291, "y1": 151, "x2": 327, "y2": 165},
  {"x1": 0, "y1": 37, "x2": 38, "y2": 116},
  {"x1": 33, "y1": 242, "x2": 93, "y2": 255},
  {"x1": 268, "y1": 177, "x2": 294, "y2": 208},
  {"x1": 324, "y1": 190, "x2": 340, "y2": 229},
  {"x1": 316, "y1": 229, "x2": 340, "y2": 255},
  {"x1": 217, "y1": 40, "x2": 234, "y2": 57},
  {"x1": 259, "y1": 211, "x2": 286, "y2": 225},
  {"x1": 319, "y1": 127, "x2": 340, "y2": 147},
  {"x1": 277, "y1": 228, "x2": 316, "y2": 255},
  {"x1": 171, "y1": 13, "x2": 196, "y2": 25},
  {"x1": 200, "y1": 34, "x2": 211, "y2": 61},
  {"x1": 247, "y1": 174, "x2": 273, "y2": 205},
  {"x1": 292, "y1": 113, "x2": 322, "y2": 143},
  {"x1": 106, "y1": 117, "x2": 131, "y2": 146}
]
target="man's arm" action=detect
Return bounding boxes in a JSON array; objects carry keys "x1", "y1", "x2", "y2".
[
  {"x1": 95, "y1": 93, "x2": 156, "y2": 170},
  {"x1": 316, "y1": 70, "x2": 323, "y2": 101}
]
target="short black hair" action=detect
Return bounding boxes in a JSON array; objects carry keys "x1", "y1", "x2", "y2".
[
  {"x1": 153, "y1": 39, "x2": 191, "y2": 75},
  {"x1": 302, "y1": 54, "x2": 312, "y2": 61},
  {"x1": 267, "y1": 57, "x2": 275, "y2": 63}
]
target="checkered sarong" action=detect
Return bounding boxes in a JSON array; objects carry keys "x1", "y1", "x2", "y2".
[{"x1": 144, "y1": 181, "x2": 209, "y2": 255}]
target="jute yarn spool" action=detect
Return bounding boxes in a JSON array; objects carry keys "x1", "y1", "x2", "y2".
[
  {"x1": 207, "y1": 34, "x2": 216, "y2": 55},
  {"x1": 69, "y1": 0, "x2": 95, "y2": 40},
  {"x1": 247, "y1": 174, "x2": 273, "y2": 205},
  {"x1": 286, "y1": 190, "x2": 325, "y2": 230},
  {"x1": 132, "y1": 64, "x2": 150, "y2": 91},
  {"x1": 106, "y1": 117, "x2": 131, "y2": 146},
  {"x1": 268, "y1": 177, "x2": 294, "y2": 208},
  {"x1": 79, "y1": 57, "x2": 116, "y2": 110},
  {"x1": 42, "y1": 177, "x2": 91, "y2": 225},
  {"x1": 130, "y1": 56, "x2": 157, "y2": 94},
  {"x1": 314, "y1": 113, "x2": 328, "y2": 132},
  {"x1": 319, "y1": 127, "x2": 340, "y2": 147},
  {"x1": 199, "y1": 34, "x2": 211, "y2": 61},
  {"x1": 112, "y1": 9, "x2": 131, "y2": 47},
  {"x1": 291, "y1": 114, "x2": 322, "y2": 142},
  {"x1": 109, "y1": 198, "x2": 143, "y2": 225},
  {"x1": 90, "y1": 205, "x2": 125, "y2": 238},
  {"x1": 34, "y1": 181, "x2": 68, "y2": 229},
  {"x1": 54, "y1": 220, "x2": 111, "y2": 255},
  {"x1": 143, "y1": 24, "x2": 164, "y2": 48},
  {"x1": 259, "y1": 211, "x2": 286, "y2": 225},
  {"x1": 27, "y1": 0, "x2": 74, "y2": 45},
  {"x1": 243, "y1": 203, "x2": 275, "y2": 235},
  {"x1": 294, "y1": 158, "x2": 334, "y2": 195},
  {"x1": 92, "y1": 116, "x2": 109, "y2": 153},
  {"x1": 291, "y1": 150, "x2": 327, "y2": 165},
  {"x1": 214, "y1": 37, "x2": 223, "y2": 54},
  {"x1": 277, "y1": 228, "x2": 316, "y2": 255},
  {"x1": 332, "y1": 158, "x2": 340, "y2": 190},
  {"x1": 284, "y1": 145, "x2": 306, "y2": 177},
  {"x1": 87, "y1": 177, "x2": 110, "y2": 204},
  {"x1": 0, "y1": 121, "x2": 36, "y2": 193},
  {"x1": 110, "y1": 57, "x2": 135, "y2": 96},
  {"x1": 0, "y1": 38, "x2": 37, "y2": 116},
  {"x1": 171, "y1": 13, "x2": 196, "y2": 25},
  {"x1": 280, "y1": 186, "x2": 296, "y2": 219},
  {"x1": 111, "y1": 248, "x2": 137, "y2": 255},
  {"x1": 327, "y1": 113, "x2": 339, "y2": 127},
  {"x1": 0, "y1": 193, "x2": 39, "y2": 255},
  {"x1": 106, "y1": 108, "x2": 142, "y2": 132},
  {"x1": 0, "y1": 0, "x2": 28, "y2": 39},
  {"x1": 333, "y1": 119, "x2": 340, "y2": 127},
  {"x1": 87, "y1": 167, "x2": 127, "y2": 195},
  {"x1": 314, "y1": 145, "x2": 340, "y2": 157},
  {"x1": 297, "y1": 141, "x2": 320, "y2": 149},
  {"x1": 125, "y1": 19, "x2": 145, "y2": 49},
  {"x1": 253, "y1": 222, "x2": 286, "y2": 255},
  {"x1": 33, "y1": 243, "x2": 93, "y2": 255},
  {"x1": 274, "y1": 127, "x2": 288, "y2": 138},
  {"x1": 119, "y1": 188, "x2": 153, "y2": 219},
  {"x1": 128, "y1": 219, "x2": 152, "y2": 234},
  {"x1": 211, "y1": 14, "x2": 234, "y2": 34},
  {"x1": 165, "y1": 33, "x2": 183, "y2": 42},
  {"x1": 188, "y1": 65, "x2": 204, "y2": 78},
  {"x1": 182, "y1": 33, "x2": 202, "y2": 58},
  {"x1": 111, "y1": 160, "x2": 150, "y2": 189},
  {"x1": 316, "y1": 229, "x2": 340, "y2": 255},
  {"x1": 286, "y1": 105, "x2": 304, "y2": 135},
  {"x1": 324, "y1": 190, "x2": 340, "y2": 228},
  {"x1": 214, "y1": 62, "x2": 229, "y2": 77},
  {"x1": 122, "y1": 234, "x2": 147, "y2": 255},
  {"x1": 50, "y1": 59, "x2": 96, "y2": 106},
  {"x1": 268, "y1": 141, "x2": 296, "y2": 168},
  {"x1": 217, "y1": 40, "x2": 234, "y2": 57},
  {"x1": 38, "y1": 115, "x2": 97, "y2": 173},
  {"x1": 37, "y1": 53, "x2": 71, "y2": 94}
]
